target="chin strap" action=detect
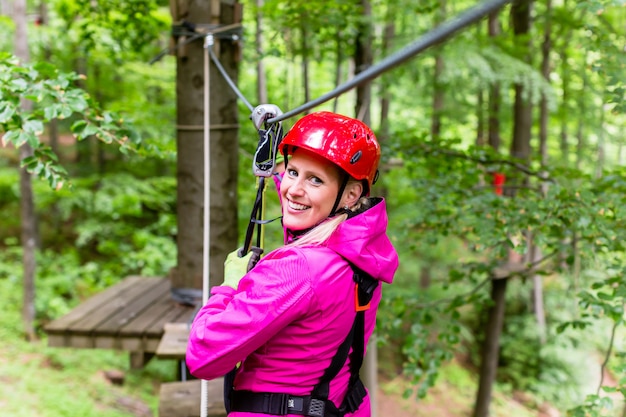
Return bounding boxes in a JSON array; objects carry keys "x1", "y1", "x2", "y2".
[{"x1": 329, "y1": 175, "x2": 349, "y2": 217}]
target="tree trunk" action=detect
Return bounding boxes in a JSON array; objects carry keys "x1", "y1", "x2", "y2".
[
  {"x1": 559, "y1": 0, "x2": 571, "y2": 165},
  {"x1": 487, "y1": 12, "x2": 501, "y2": 151},
  {"x1": 476, "y1": 91, "x2": 485, "y2": 147},
  {"x1": 473, "y1": 3, "x2": 533, "y2": 415},
  {"x1": 509, "y1": 0, "x2": 533, "y2": 165},
  {"x1": 419, "y1": 265, "x2": 431, "y2": 289},
  {"x1": 354, "y1": 0, "x2": 373, "y2": 125},
  {"x1": 255, "y1": 0, "x2": 267, "y2": 104},
  {"x1": 379, "y1": 21, "x2": 394, "y2": 143},
  {"x1": 301, "y1": 21, "x2": 310, "y2": 114},
  {"x1": 333, "y1": 30, "x2": 344, "y2": 113},
  {"x1": 533, "y1": 0, "x2": 552, "y2": 344},
  {"x1": 38, "y1": 1, "x2": 60, "y2": 157},
  {"x1": 74, "y1": 54, "x2": 93, "y2": 172},
  {"x1": 529, "y1": 238, "x2": 546, "y2": 344},
  {"x1": 575, "y1": 68, "x2": 587, "y2": 170},
  {"x1": 595, "y1": 104, "x2": 605, "y2": 179},
  {"x1": 538, "y1": 0, "x2": 551, "y2": 168},
  {"x1": 430, "y1": 0, "x2": 446, "y2": 141},
  {"x1": 0, "y1": 0, "x2": 11, "y2": 15},
  {"x1": 171, "y1": 0, "x2": 240, "y2": 294},
  {"x1": 14, "y1": 0, "x2": 38, "y2": 342},
  {"x1": 472, "y1": 277, "x2": 508, "y2": 417},
  {"x1": 511, "y1": 88, "x2": 532, "y2": 162}
]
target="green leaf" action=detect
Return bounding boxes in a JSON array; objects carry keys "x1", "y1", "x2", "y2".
[
  {"x1": 0, "y1": 103, "x2": 16, "y2": 124},
  {"x1": 2, "y1": 129, "x2": 20, "y2": 146},
  {"x1": 9, "y1": 78, "x2": 28, "y2": 91},
  {"x1": 22, "y1": 119, "x2": 44, "y2": 135},
  {"x1": 24, "y1": 131, "x2": 40, "y2": 148},
  {"x1": 64, "y1": 92, "x2": 88, "y2": 112},
  {"x1": 43, "y1": 105, "x2": 59, "y2": 121}
]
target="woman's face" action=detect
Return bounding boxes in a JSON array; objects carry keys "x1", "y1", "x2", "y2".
[{"x1": 280, "y1": 148, "x2": 341, "y2": 231}]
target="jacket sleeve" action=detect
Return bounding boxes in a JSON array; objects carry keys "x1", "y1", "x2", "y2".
[{"x1": 185, "y1": 248, "x2": 313, "y2": 380}]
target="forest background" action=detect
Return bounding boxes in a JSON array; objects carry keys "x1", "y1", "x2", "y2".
[{"x1": 0, "y1": 0, "x2": 625, "y2": 416}]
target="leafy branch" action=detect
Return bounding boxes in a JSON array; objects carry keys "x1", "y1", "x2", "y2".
[{"x1": 0, "y1": 53, "x2": 141, "y2": 189}]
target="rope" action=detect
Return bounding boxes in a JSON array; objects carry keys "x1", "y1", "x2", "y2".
[
  {"x1": 200, "y1": 33, "x2": 213, "y2": 417},
  {"x1": 267, "y1": 0, "x2": 512, "y2": 123}
]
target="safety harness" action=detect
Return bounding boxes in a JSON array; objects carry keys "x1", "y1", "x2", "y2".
[{"x1": 225, "y1": 264, "x2": 379, "y2": 417}]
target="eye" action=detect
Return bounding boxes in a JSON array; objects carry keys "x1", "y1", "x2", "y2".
[
  {"x1": 286, "y1": 168, "x2": 298, "y2": 178},
  {"x1": 310, "y1": 176, "x2": 323, "y2": 186}
]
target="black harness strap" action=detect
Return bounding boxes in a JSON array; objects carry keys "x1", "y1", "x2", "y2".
[{"x1": 228, "y1": 265, "x2": 378, "y2": 417}]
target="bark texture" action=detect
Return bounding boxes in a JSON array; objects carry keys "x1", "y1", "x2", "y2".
[{"x1": 172, "y1": 0, "x2": 240, "y2": 292}]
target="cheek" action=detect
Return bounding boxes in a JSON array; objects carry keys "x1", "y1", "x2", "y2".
[{"x1": 279, "y1": 178, "x2": 289, "y2": 195}]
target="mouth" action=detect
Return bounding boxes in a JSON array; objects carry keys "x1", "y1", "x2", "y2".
[{"x1": 287, "y1": 199, "x2": 310, "y2": 211}]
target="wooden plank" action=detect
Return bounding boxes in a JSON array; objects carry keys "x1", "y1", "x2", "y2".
[
  {"x1": 93, "y1": 280, "x2": 170, "y2": 350},
  {"x1": 145, "y1": 302, "x2": 196, "y2": 335},
  {"x1": 44, "y1": 276, "x2": 145, "y2": 333},
  {"x1": 118, "y1": 291, "x2": 182, "y2": 337},
  {"x1": 158, "y1": 379, "x2": 226, "y2": 417},
  {"x1": 67, "y1": 277, "x2": 165, "y2": 335},
  {"x1": 156, "y1": 323, "x2": 190, "y2": 359},
  {"x1": 93, "y1": 278, "x2": 170, "y2": 335},
  {"x1": 119, "y1": 304, "x2": 194, "y2": 353}
]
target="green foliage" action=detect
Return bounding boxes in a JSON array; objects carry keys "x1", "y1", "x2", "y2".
[
  {"x1": 0, "y1": 168, "x2": 176, "y2": 324},
  {"x1": 0, "y1": 53, "x2": 142, "y2": 188},
  {"x1": 377, "y1": 115, "x2": 626, "y2": 406},
  {"x1": 53, "y1": 0, "x2": 169, "y2": 58}
]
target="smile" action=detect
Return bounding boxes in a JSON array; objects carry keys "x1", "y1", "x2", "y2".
[{"x1": 288, "y1": 200, "x2": 310, "y2": 211}]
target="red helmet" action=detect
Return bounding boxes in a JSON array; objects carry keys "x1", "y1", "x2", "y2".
[{"x1": 280, "y1": 111, "x2": 381, "y2": 192}]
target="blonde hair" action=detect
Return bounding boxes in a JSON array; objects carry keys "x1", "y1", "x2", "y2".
[{"x1": 289, "y1": 195, "x2": 371, "y2": 247}]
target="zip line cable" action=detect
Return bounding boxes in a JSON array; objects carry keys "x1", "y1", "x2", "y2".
[
  {"x1": 267, "y1": 0, "x2": 512, "y2": 124},
  {"x1": 208, "y1": 47, "x2": 254, "y2": 112}
]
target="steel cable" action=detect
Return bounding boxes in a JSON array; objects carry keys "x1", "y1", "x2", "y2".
[{"x1": 267, "y1": 0, "x2": 512, "y2": 123}]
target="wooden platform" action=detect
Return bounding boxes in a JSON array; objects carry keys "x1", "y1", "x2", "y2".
[{"x1": 44, "y1": 276, "x2": 196, "y2": 357}]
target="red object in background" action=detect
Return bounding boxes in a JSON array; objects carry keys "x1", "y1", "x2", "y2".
[{"x1": 492, "y1": 172, "x2": 505, "y2": 195}]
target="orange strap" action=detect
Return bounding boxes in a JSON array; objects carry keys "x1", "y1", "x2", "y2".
[{"x1": 354, "y1": 283, "x2": 371, "y2": 312}]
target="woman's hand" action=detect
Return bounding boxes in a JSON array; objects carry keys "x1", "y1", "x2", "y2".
[{"x1": 222, "y1": 247, "x2": 263, "y2": 289}]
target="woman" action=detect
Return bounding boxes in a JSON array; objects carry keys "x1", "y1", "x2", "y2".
[{"x1": 186, "y1": 111, "x2": 398, "y2": 417}]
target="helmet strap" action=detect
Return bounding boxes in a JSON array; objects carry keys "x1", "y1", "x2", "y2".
[{"x1": 330, "y1": 174, "x2": 349, "y2": 217}]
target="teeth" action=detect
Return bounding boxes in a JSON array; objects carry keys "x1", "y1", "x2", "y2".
[{"x1": 288, "y1": 200, "x2": 309, "y2": 211}]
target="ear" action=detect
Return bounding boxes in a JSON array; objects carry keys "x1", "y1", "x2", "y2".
[{"x1": 341, "y1": 181, "x2": 363, "y2": 208}]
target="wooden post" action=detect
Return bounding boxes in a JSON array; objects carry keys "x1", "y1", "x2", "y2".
[{"x1": 169, "y1": 0, "x2": 241, "y2": 294}]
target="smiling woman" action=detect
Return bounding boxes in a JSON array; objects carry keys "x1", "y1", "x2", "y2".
[{"x1": 186, "y1": 111, "x2": 398, "y2": 417}]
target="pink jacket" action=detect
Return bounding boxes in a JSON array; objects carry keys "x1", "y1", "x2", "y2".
[{"x1": 186, "y1": 198, "x2": 398, "y2": 416}]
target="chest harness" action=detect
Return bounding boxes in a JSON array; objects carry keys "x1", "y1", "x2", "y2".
[{"x1": 225, "y1": 264, "x2": 379, "y2": 417}]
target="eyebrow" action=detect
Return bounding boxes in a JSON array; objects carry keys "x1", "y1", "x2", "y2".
[{"x1": 288, "y1": 162, "x2": 333, "y2": 182}]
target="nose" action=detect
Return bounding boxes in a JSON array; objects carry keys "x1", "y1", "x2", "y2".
[{"x1": 286, "y1": 176, "x2": 305, "y2": 197}]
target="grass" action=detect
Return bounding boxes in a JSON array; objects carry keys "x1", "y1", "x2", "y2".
[
  {"x1": 0, "y1": 276, "x2": 176, "y2": 417},
  {"x1": 379, "y1": 359, "x2": 538, "y2": 417}
]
